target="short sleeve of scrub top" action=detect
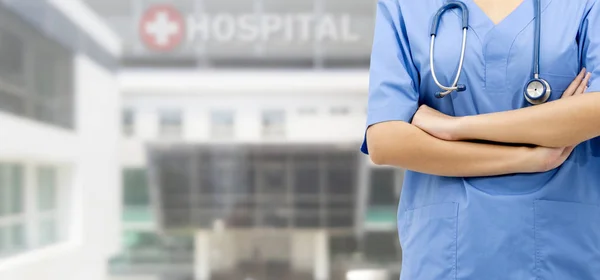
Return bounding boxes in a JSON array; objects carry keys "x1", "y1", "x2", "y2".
[
  {"x1": 360, "y1": 0, "x2": 419, "y2": 155},
  {"x1": 582, "y1": 0, "x2": 600, "y2": 92}
]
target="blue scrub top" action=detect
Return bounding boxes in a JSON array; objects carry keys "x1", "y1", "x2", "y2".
[{"x1": 362, "y1": 0, "x2": 600, "y2": 279}]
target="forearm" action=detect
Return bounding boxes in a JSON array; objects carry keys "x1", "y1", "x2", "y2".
[
  {"x1": 367, "y1": 121, "x2": 537, "y2": 177},
  {"x1": 456, "y1": 92, "x2": 600, "y2": 147}
]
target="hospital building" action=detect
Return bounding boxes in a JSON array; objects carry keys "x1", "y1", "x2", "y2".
[
  {"x1": 0, "y1": 1, "x2": 121, "y2": 279},
  {"x1": 0, "y1": 1, "x2": 404, "y2": 280}
]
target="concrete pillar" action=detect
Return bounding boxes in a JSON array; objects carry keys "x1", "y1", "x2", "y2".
[
  {"x1": 195, "y1": 231, "x2": 211, "y2": 280},
  {"x1": 314, "y1": 230, "x2": 330, "y2": 280}
]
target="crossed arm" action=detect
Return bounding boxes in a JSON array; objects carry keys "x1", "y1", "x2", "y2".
[
  {"x1": 366, "y1": 0, "x2": 599, "y2": 177},
  {"x1": 367, "y1": 71, "x2": 592, "y2": 177},
  {"x1": 411, "y1": 70, "x2": 598, "y2": 148}
]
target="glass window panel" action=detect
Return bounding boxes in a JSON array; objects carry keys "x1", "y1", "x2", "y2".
[
  {"x1": 34, "y1": 103, "x2": 57, "y2": 124},
  {"x1": 159, "y1": 109, "x2": 183, "y2": 138},
  {"x1": 262, "y1": 213, "x2": 288, "y2": 228},
  {"x1": 9, "y1": 165, "x2": 23, "y2": 214},
  {"x1": 0, "y1": 30, "x2": 24, "y2": 85},
  {"x1": 34, "y1": 53, "x2": 57, "y2": 99},
  {"x1": 123, "y1": 169, "x2": 149, "y2": 207},
  {"x1": 326, "y1": 213, "x2": 353, "y2": 228},
  {"x1": 294, "y1": 214, "x2": 320, "y2": 228},
  {"x1": 0, "y1": 226, "x2": 5, "y2": 253},
  {"x1": 294, "y1": 199, "x2": 320, "y2": 213},
  {"x1": 0, "y1": 90, "x2": 25, "y2": 117},
  {"x1": 0, "y1": 15, "x2": 73, "y2": 129},
  {"x1": 298, "y1": 107, "x2": 317, "y2": 116},
  {"x1": 260, "y1": 166, "x2": 286, "y2": 194},
  {"x1": 330, "y1": 106, "x2": 350, "y2": 116},
  {"x1": 37, "y1": 166, "x2": 57, "y2": 211},
  {"x1": 0, "y1": 165, "x2": 7, "y2": 216},
  {"x1": 261, "y1": 110, "x2": 286, "y2": 138},
  {"x1": 10, "y1": 223, "x2": 25, "y2": 250},
  {"x1": 326, "y1": 168, "x2": 355, "y2": 195},
  {"x1": 369, "y1": 169, "x2": 396, "y2": 206},
  {"x1": 364, "y1": 232, "x2": 399, "y2": 262},
  {"x1": 122, "y1": 108, "x2": 135, "y2": 136},
  {"x1": 39, "y1": 218, "x2": 57, "y2": 246},
  {"x1": 159, "y1": 109, "x2": 182, "y2": 126},
  {"x1": 293, "y1": 166, "x2": 319, "y2": 194},
  {"x1": 330, "y1": 235, "x2": 357, "y2": 256},
  {"x1": 210, "y1": 110, "x2": 235, "y2": 139}
]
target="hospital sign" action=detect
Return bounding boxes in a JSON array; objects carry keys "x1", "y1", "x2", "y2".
[{"x1": 139, "y1": 4, "x2": 362, "y2": 52}]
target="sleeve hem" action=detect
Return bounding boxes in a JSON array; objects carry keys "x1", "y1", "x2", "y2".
[{"x1": 360, "y1": 103, "x2": 419, "y2": 155}]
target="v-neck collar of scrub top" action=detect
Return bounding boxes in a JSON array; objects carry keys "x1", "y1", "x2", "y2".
[
  {"x1": 445, "y1": 0, "x2": 553, "y2": 43},
  {"x1": 443, "y1": 0, "x2": 553, "y2": 92}
]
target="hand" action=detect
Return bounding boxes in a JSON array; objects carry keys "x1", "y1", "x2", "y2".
[
  {"x1": 561, "y1": 68, "x2": 591, "y2": 99},
  {"x1": 522, "y1": 69, "x2": 590, "y2": 172},
  {"x1": 411, "y1": 105, "x2": 459, "y2": 141},
  {"x1": 529, "y1": 145, "x2": 575, "y2": 173},
  {"x1": 412, "y1": 69, "x2": 592, "y2": 142}
]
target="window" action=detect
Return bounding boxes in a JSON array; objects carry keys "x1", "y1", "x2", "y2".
[
  {"x1": 298, "y1": 107, "x2": 317, "y2": 116},
  {"x1": 0, "y1": 30, "x2": 24, "y2": 86},
  {"x1": 122, "y1": 169, "x2": 153, "y2": 224},
  {"x1": 210, "y1": 110, "x2": 235, "y2": 139},
  {"x1": 369, "y1": 169, "x2": 397, "y2": 206},
  {"x1": 0, "y1": 30, "x2": 26, "y2": 118},
  {"x1": 364, "y1": 232, "x2": 400, "y2": 262},
  {"x1": 0, "y1": 19, "x2": 73, "y2": 129},
  {"x1": 159, "y1": 109, "x2": 182, "y2": 138},
  {"x1": 261, "y1": 110, "x2": 285, "y2": 138},
  {"x1": 0, "y1": 164, "x2": 25, "y2": 256},
  {"x1": 122, "y1": 108, "x2": 135, "y2": 137},
  {"x1": 123, "y1": 169, "x2": 149, "y2": 207},
  {"x1": 0, "y1": 163, "x2": 65, "y2": 258},
  {"x1": 330, "y1": 106, "x2": 350, "y2": 116},
  {"x1": 37, "y1": 166, "x2": 58, "y2": 246}
]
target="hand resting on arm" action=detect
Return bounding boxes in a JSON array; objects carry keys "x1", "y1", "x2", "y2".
[{"x1": 411, "y1": 69, "x2": 597, "y2": 148}]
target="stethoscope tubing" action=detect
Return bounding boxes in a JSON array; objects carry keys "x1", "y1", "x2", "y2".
[
  {"x1": 430, "y1": 28, "x2": 468, "y2": 97},
  {"x1": 429, "y1": 0, "x2": 545, "y2": 101}
]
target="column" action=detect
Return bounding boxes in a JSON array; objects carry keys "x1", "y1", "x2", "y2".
[
  {"x1": 313, "y1": 230, "x2": 330, "y2": 280},
  {"x1": 195, "y1": 230, "x2": 211, "y2": 280}
]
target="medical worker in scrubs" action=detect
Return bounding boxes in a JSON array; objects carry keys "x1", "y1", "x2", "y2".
[{"x1": 362, "y1": 0, "x2": 600, "y2": 279}]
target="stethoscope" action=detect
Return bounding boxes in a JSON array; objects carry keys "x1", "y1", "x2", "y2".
[{"x1": 430, "y1": 0, "x2": 551, "y2": 105}]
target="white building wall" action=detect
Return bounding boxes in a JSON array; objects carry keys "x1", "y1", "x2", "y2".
[
  {"x1": 0, "y1": 55, "x2": 121, "y2": 280},
  {"x1": 120, "y1": 70, "x2": 369, "y2": 168},
  {"x1": 73, "y1": 54, "x2": 122, "y2": 265}
]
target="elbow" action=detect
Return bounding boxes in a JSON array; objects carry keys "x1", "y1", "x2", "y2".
[
  {"x1": 366, "y1": 125, "x2": 392, "y2": 165},
  {"x1": 368, "y1": 146, "x2": 389, "y2": 165},
  {"x1": 366, "y1": 122, "x2": 415, "y2": 166}
]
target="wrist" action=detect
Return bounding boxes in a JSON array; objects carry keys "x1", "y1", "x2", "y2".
[
  {"x1": 517, "y1": 146, "x2": 545, "y2": 173},
  {"x1": 452, "y1": 116, "x2": 469, "y2": 141}
]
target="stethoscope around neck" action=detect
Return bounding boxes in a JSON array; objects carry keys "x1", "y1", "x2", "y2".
[{"x1": 429, "y1": 0, "x2": 551, "y2": 105}]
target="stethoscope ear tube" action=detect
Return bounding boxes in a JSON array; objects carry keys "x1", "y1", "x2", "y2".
[
  {"x1": 430, "y1": 1, "x2": 469, "y2": 98},
  {"x1": 430, "y1": 27, "x2": 468, "y2": 97},
  {"x1": 430, "y1": 0, "x2": 549, "y2": 103},
  {"x1": 430, "y1": 2, "x2": 469, "y2": 36}
]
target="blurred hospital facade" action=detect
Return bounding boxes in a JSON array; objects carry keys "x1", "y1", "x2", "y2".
[{"x1": 0, "y1": 1, "x2": 403, "y2": 280}]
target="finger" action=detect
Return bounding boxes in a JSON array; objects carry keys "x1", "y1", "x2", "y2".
[
  {"x1": 561, "y1": 68, "x2": 586, "y2": 98},
  {"x1": 576, "y1": 72, "x2": 592, "y2": 95}
]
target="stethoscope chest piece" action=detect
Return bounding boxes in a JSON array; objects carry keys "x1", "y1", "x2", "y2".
[
  {"x1": 431, "y1": 0, "x2": 551, "y2": 105},
  {"x1": 524, "y1": 77, "x2": 551, "y2": 105}
]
